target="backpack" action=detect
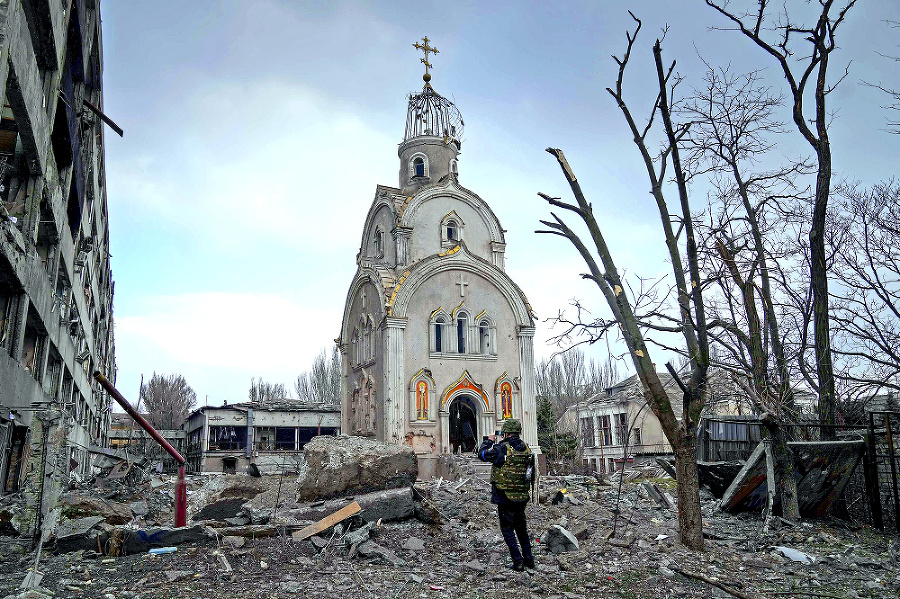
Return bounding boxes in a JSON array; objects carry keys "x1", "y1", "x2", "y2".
[{"x1": 491, "y1": 442, "x2": 535, "y2": 502}]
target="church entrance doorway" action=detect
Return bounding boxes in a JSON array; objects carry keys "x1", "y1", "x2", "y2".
[{"x1": 449, "y1": 395, "x2": 479, "y2": 454}]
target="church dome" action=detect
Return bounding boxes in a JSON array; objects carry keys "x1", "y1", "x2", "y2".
[{"x1": 403, "y1": 83, "x2": 464, "y2": 148}]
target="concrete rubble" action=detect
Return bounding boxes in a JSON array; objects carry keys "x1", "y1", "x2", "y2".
[{"x1": 0, "y1": 436, "x2": 895, "y2": 598}]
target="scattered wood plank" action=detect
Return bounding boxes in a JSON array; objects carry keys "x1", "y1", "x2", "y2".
[{"x1": 292, "y1": 501, "x2": 361, "y2": 542}]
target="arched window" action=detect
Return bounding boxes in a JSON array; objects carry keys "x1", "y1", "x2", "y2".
[
  {"x1": 413, "y1": 157, "x2": 425, "y2": 177},
  {"x1": 457, "y1": 312, "x2": 467, "y2": 353},
  {"x1": 434, "y1": 316, "x2": 445, "y2": 352},
  {"x1": 501, "y1": 382, "x2": 513, "y2": 419},
  {"x1": 446, "y1": 219, "x2": 457, "y2": 241},
  {"x1": 449, "y1": 159, "x2": 458, "y2": 174},
  {"x1": 416, "y1": 380, "x2": 428, "y2": 420},
  {"x1": 479, "y1": 322, "x2": 490, "y2": 354},
  {"x1": 365, "y1": 320, "x2": 374, "y2": 361},
  {"x1": 373, "y1": 228, "x2": 383, "y2": 256},
  {"x1": 351, "y1": 329, "x2": 359, "y2": 365}
]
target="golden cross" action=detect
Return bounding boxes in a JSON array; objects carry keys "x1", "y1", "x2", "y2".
[{"x1": 413, "y1": 36, "x2": 439, "y2": 80}]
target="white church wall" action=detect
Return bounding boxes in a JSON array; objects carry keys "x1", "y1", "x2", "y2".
[
  {"x1": 342, "y1": 279, "x2": 385, "y2": 439},
  {"x1": 362, "y1": 203, "x2": 397, "y2": 267},
  {"x1": 402, "y1": 268, "x2": 522, "y2": 449},
  {"x1": 405, "y1": 195, "x2": 493, "y2": 264}
]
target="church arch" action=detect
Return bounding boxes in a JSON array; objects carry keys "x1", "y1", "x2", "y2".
[
  {"x1": 440, "y1": 370, "x2": 490, "y2": 412},
  {"x1": 409, "y1": 152, "x2": 429, "y2": 179},
  {"x1": 387, "y1": 244, "x2": 534, "y2": 328},
  {"x1": 398, "y1": 178, "x2": 505, "y2": 246},
  {"x1": 339, "y1": 267, "x2": 387, "y2": 347},
  {"x1": 429, "y1": 308, "x2": 450, "y2": 354}
]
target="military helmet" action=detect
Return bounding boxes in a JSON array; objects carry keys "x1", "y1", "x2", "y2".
[{"x1": 501, "y1": 419, "x2": 522, "y2": 434}]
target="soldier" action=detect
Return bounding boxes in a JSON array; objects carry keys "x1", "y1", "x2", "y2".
[{"x1": 478, "y1": 419, "x2": 535, "y2": 571}]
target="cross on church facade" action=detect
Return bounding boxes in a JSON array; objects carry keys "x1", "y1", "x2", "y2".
[
  {"x1": 456, "y1": 273, "x2": 468, "y2": 297},
  {"x1": 413, "y1": 36, "x2": 439, "y2": 79}
]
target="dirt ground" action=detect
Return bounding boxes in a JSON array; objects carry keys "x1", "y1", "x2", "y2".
[{"x1": 0, "y1": 468, "x2": 898, "y2": 599}]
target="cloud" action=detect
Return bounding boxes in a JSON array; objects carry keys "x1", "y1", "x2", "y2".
[{"x1": 115, "y1": 291, "x2": 338, "y2": 378}]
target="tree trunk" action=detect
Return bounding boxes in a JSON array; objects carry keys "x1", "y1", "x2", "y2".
[
  {"x1": 674, "y1": 434, "x2": 704, "y2": 550},
  {"x1": 766, "y1": 422, "x2": 800, "y2": 521}
]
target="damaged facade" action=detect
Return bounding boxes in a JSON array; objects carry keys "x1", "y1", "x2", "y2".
[
  {"x1": 0, "y1": 0, "x2": 116, "y2": 537},
  {"x1": 183, "y1": 400, "x2": 340, "y2": 474},
  {"x1": 339, "y1": 50, "x2": 538, "y2": 476}
]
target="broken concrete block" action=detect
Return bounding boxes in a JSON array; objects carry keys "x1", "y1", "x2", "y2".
[
  {"x1": 54, "y1": 517, "x2": 105, "y2": 542},
  {"x1": 402, "y1": 536, "x2": 425, "y2": 551},
  {"x1": 130, "y1": 501, "x2": 149, "y2": 517},
  {"x1": 344, "y1": 522, "x2": 375, "y2": 547},
  {"x1": 58, "y1": 494, "x2": 132, "y2": 525},
  {"x1": 288, "y1": 487, "x2": 415, "y2": 525},
  {"x1": 356, "y1": 540, "x2": 404, "y2": 566},
  {"x1": 541, "y1": 525, "x2": 580, "y2": 554},
  {"x1": 222, "y1": 535, "x2": 246, "y2": 548},
  {"x1": 295, "y1": 436, "x2": 417, "y2": 501}
]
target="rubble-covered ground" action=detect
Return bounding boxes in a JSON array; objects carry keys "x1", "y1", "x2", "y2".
[{"x1": 0, "y1": 460, "x2": 898, "y2": 599}]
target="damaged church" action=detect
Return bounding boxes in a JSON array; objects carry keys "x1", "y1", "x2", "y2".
[{"x1": 339, "y1": 38, "x2": 538, "y2": 477}]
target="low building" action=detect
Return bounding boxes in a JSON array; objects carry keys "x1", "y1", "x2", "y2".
[
  {"x1": 106, "y1": 413, "x2": 185, "y2": 472},
  {"x1": 564, "y1": 372, "x2": 684, "y2": 474},
  {"x1": 183, "y1": 400, "x2": 340, "y2": 474}
]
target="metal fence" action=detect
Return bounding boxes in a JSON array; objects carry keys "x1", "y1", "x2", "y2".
[{"x1": 699, "y1": 415, "x2": 900, "y2": 533}]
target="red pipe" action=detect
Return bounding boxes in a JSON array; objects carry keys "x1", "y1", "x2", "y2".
[{"x1": 93, "y1": 371, "x2": 187, "y2": 527}]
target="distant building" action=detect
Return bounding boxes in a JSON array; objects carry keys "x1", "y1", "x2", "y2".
[
  {"x1": 106, "y1": 413, "x2": 185, "y2": 472},
  {"x1": 183, "y1": 400, "x2": 340, "y2": 474},
  {"x1": 0, "y1": 0, "x2": 117, "y2": 538},
  {"x1": 563, "y1": 368, "x2": 760, "y2": 473}
]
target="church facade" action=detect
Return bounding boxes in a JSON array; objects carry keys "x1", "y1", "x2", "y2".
[{"x1": 339, "y1": 42, "x2": 537, "y2": 472}]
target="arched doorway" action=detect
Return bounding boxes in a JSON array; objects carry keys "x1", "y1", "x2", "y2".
[{"x1": 449, "y1": 395, "x2": 479, "y2": 453}]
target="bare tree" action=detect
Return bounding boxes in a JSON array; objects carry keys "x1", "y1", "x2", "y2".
[
  {"x1": 538, "y1": 17, "x2": 710, "y2": 549},
  {"x1": 295, "y1": 346, "x2": 341, "y2": 405},
  {"x1": 682, "y1": 65, "x2": 812, "y2": 519},
  {"x1": 248, "y1": 377, "x2": 290, "y2": 403},
  {"x1": 830, "y1": 183, "x2": 900, "y2": 400},
  {"x1": 707, "y1": 0, "x2": 859, "y2": 435},
  {"x1": 140, "y1": 372, "x2": 197, "y2": 430}
]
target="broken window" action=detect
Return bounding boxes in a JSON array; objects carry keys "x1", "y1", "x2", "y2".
[
  {"x1": 633, "y1": 427, "x2": 642, "y2": 446},
  {"x1": 580, "y1": 417, "x2": 595, "y2": 447},
  {"x1": 614, "y1": 413, "x2": 627, "y2": 446},
  {"x1": 255, "y1": 426, "x2": 275, "y2": 451},
  {"x1": 0, "y1": 100, "x2": 29, "y2": 230},
  {"x1": 0, "y1": 285, "x2": 14, "y2": 354},
  {"x1": 275, "y1": 427, "x2": 296, "y2": 450},
  {"x1": 21, "y1": 306, "x2": 47, "y2": 380},
  {"x1": 208, "y1": 426, "x2": 247, "y2": 451},
  {"x1": 598, "y1": 415, "x2": 612, "y2": 446}
]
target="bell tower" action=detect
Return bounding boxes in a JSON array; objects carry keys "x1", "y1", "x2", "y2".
[{"x1": 399, "y1": 37, "x2": 464, "y2": 193}]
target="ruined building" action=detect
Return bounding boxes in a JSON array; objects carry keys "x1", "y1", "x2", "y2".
[
  {"x1": 339, "y1": 39, "x2": 537, "y2": 476},
  {"x1": 0, "y1": 1, "x2": 116, "y2": 534}
]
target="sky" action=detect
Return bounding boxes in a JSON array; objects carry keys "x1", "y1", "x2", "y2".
[{"x1": 99, "y1": 1, "x2": 899, "y2": 407}]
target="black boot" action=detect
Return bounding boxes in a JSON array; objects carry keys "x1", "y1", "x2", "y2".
[
  {"x1": 523, "y1": 556, "x2": 535, "y2": 569},
  {"x1": 510, "y1": 559, "x2": 525, "y2": 572}
]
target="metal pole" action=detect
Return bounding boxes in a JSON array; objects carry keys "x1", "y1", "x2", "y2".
[
  {"x1": 93, "y1": 372, "x2": 187, "y2": 527},
  {"x1": 866, "y1": 411, "x2": 884, "y2": 530},
  {"x1": 885, "y1": 414, "x2": 900, "y2": 532}
]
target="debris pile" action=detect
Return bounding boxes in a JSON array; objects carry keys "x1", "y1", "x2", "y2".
[{"x1": 0, "y1": 438, "x2": 895, "y2": 599}]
